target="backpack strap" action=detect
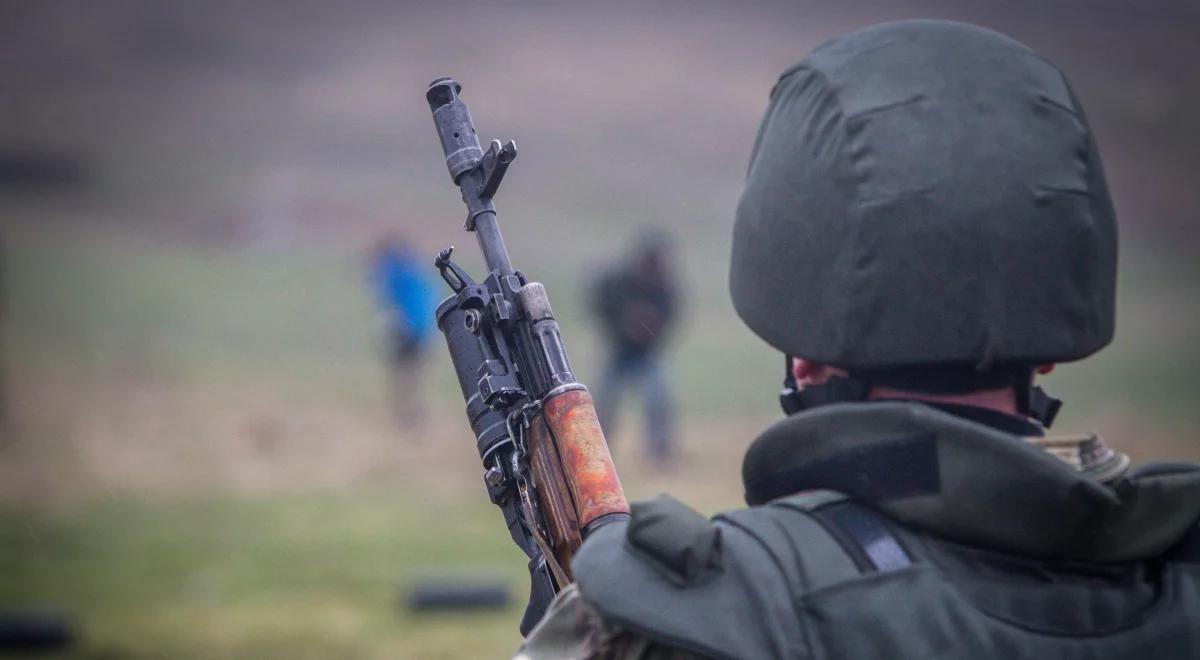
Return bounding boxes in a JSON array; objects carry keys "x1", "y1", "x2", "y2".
[{"x1": 807, "y1": 499, "x2": 913, "y2": 574}]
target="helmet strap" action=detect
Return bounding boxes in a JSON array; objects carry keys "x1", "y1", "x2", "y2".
[
  {"x1": 780, "y1": 355, "x2": 1064, "y2": 428},
  {"x1": 1016, "y1": 368, "x2": 1063, "y2": 428},
  {"x1": 779, "y1": 355, "x2": 870, "y2": 415}
]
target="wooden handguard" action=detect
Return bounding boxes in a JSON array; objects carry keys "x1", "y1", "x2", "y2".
[
  {"x1": 528, "y1": 387, "x2": 629, "y2": 578},
  {"x1": 527, "y1": 417, "x2": 582, "y2": 579}
]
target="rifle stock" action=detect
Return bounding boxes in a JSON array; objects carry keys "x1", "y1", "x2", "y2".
[{"x1": 424, "y1": 78, "x2": 629, "y2": 635}]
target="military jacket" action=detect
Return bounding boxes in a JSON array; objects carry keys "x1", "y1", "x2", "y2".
[{"x1": 517, "y1": 401, "x2": 1200, "y2": 659}]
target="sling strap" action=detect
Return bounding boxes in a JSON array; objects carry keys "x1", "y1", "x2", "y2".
[{"x1": 809, "y1": 500, "x2": 912, "y2": 574}]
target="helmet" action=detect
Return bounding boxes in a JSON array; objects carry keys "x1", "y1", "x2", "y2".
[{"x1": 730, "y1": 20, "x2": 1117, "y2": 374}]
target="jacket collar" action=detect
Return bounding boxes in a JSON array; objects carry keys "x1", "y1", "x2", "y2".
[{"x1": 742, "y1": 401, "x2": 1200, "y2": 562}]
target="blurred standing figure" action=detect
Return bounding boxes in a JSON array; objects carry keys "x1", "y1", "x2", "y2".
[
  {"x1": 370, "y1": 235, "x2": 437, "y2": 427},
  {"x1": 591, "y1": 233, "x2": 680, "y2": 469}
]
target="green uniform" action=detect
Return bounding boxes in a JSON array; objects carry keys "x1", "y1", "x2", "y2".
[{"x1": 517, "y1": 402, "x2": 1200, "y2": 659}]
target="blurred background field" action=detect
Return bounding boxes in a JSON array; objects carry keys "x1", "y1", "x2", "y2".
[{"x1": 1, "y1": 2, "x2": 1198, "y2": 658}]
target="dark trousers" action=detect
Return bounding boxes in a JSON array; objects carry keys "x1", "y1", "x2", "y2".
[{"x1": 594, "y1": 351, "x2": 675, "y2": 467}]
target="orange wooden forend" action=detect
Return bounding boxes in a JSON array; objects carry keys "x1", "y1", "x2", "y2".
[{"x1": 542, "y1": 388, "x2": 630, "y2": 527}]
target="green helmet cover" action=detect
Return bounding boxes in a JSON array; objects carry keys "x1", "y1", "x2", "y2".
[{"x1": 730, "y1": 20, "x2": 1117, "y2": 370}]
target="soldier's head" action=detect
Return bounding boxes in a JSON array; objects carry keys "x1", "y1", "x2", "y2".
[{"x1": 729, "y1": 20, "x2": 1118, "y2": 425}]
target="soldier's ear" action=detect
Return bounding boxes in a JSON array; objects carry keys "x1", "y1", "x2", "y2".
[
  {"x1": 791, "y1": 358, "x2": 844, "y2": 386},
  {"x1": 791, "y1": 357, "x2": 813, "y2": 384},
  {"x1": 1036, "y1": 364, "x2": 1056, "y2": 375}
]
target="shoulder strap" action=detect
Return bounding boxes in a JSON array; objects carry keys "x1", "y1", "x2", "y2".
[{"x1": 808, "y1": 500, "x2": 913, "y2": 574}]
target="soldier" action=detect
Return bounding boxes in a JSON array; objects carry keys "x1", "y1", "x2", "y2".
[
  {"x1": 517, "y1": 20, "x2": 1200, "y2": 659},
  {"x1": 591, "y1": 232, "x2": 681, "y2": 469}
]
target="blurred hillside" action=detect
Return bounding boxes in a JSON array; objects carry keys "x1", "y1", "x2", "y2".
[
  {"x1": 1, "y1": 2, "x2": 1198, "y2": 658},
  {"x1": 3, "y1": 1, "x2": 1199, "y2": 243}
]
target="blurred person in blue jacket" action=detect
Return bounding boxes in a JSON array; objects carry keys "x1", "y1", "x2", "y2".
[{"x1": 370, "y1": 234, "x2": 437, "y2": 427}]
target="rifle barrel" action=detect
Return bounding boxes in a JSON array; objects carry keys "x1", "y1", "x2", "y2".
[{"x1": 427, "y1": 78, "x2": 514, "y2": 275}]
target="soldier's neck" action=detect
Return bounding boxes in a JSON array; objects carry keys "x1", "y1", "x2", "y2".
[{"x1": 866, "y1": 385, "x2": 1019, "y2": 417}]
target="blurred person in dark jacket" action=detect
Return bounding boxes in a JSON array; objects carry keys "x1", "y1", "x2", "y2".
[
  {"x1": 591, "y1": 232, "x2": 680, "y2": 469},
  {"x1": 370, "y1": 234, "x2": 437, "y2": 428}
]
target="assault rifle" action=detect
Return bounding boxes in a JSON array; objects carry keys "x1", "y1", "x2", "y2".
[{"x1": 424, "y1": 78, "x2": 631, "y2": 635}]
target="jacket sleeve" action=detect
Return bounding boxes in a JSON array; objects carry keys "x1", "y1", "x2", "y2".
[{"x1": 514, "y1": 585, "x2": 700, "y2": 660}]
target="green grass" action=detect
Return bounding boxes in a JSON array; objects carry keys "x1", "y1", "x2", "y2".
[{"x1": 1, "y1": 490, "x2": 528, "y2": 659}]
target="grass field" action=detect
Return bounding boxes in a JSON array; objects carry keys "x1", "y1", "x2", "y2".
[
  {"x1": 1, "y1": 210, "x2": 1197, "y2": 659},
  {"x1": 0, "y1": 218, "x2": 771, "y2": 659}
]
